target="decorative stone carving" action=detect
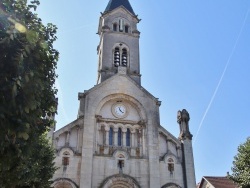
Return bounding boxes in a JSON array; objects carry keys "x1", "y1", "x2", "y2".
[{"x1": 118, "y1": 66, "x2": 127, "y2": 74}]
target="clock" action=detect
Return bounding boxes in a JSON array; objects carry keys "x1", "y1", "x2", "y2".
[{"x1": 112, "y1": 103, "x2": 128, "y2": 118}]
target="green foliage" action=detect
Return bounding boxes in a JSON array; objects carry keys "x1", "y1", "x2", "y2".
[
  {"x1": 0, "y1": 0, "x2": 58, "y2": 187},
  {"x1": 230, "y1": 137, "x2": 250, "y2": 188},
  {"x1": 0, "y1": 134, "x2": 57, "y2": 188}
]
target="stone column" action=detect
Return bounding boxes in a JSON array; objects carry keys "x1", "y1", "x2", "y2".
[
  {"x1": 76, "y1": 126, "x2": 80, "y2": 152},
  {"x1": 177, "y1": 109, "x2": 196, "y2": 188},
  {"x1": 142, "y1": 128, "x2": 145, "y2": 155},
  {"x1": 131, "y1": 129, "x2": 135, "y2": 147},
  {"x1": 97, "y1": 123, "x2": 100, "y2": 144},
  {"x1": 138, "y1": 129, "x2": 141, "y2": 147},
  {"x1": 138, "y1": 129, "x2": 142, "y2": 156},
  {"x1": 105, "y1": 126, "x2": 109, "y2": 145},
  {"x1": 122, "y1": 128, "x2": 127, "y2": 147}
]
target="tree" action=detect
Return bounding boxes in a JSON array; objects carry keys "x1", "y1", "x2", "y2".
[
  {"x1": 0, "y1": 0, "x2": 58, "y2": 187},
  {"x1": 0, "y1": 134, "x2": 57, "y2": 188},
  {"x1": 230, "y1": 137, "x2": 250, "y2": 188}
]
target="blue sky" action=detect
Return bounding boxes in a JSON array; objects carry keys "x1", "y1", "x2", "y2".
[{"x1": 36, "y1": 0, "x2": 250, "y2": 183}]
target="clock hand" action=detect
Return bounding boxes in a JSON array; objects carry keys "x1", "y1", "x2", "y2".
[{"x1": 119, "y1": 107, "x2": 124, "y2": 113}]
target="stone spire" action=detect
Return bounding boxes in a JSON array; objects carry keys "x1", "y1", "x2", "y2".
[{"x1": 104, "y1": 0, "x2": 135, "y2": 15}]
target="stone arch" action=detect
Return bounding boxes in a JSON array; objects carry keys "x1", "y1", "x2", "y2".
[
  {"x1": 52, "y1": 178, "x2": 78, "y2": 188},
  {"x1": 113, "y1": 149, "x2": 130, "y2": 159},
  {"x1": 99, "y1": 174, "x2": 140, "y2": 188},
  {"x1": 96, "y1": 93, "x2": 147, "y2": 121},
  {"x1": 161, "y1": 182, "x2": 182, "y2": 188},
  {"x1": 58, "y1": 147, "x2": 74, "y2": 156}
]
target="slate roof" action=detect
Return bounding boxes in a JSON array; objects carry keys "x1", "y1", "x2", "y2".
[
  {"x1": 199, "y1": 176, "x2": 239, "y2": 188},
  {"x1": 104, "y1": 0, "x2": 135, "y2": 15}
]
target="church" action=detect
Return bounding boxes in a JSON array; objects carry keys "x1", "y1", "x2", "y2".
[{"x1": 50, "y1": 0, "x2": 196, "y2": 187}]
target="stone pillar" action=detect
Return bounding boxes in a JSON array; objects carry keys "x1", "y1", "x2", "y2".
[
  {"x1": 131, "y1": 129, "x2": 135, "y2": 147},
  {"x1": 142, "y1": 128, "x2": 145, "y2": 155},
  {"x1": 138, "y1": 129, "x2": 141, "y2": 147},
  {"x1": 122, "y1": 128, "x2": 127, "y2": 147},
  {"x1": 105, "y1": 127, "x2": 109, "y2": 145},
  {"x1": 177, "y1": 109, "x2": 196, "y2": 188},
  {"x1": 76, "y1": 126, "x2": 80, "y2": 152}
]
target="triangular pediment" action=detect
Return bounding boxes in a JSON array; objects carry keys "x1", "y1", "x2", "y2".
[
  {"x1": 83, "y1": 73, "x2": 160, "y2": 105},
  {"x1": 54, "y1": 117, "x2": 83, "y2": 137}
]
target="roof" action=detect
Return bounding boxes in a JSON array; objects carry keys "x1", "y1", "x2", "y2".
[
  {"x1": 104, "y1": 0, "x2": 135, "y2": 15},
  {"x1": 199, "y1": 176, "x2": 239, "y2": 188}
]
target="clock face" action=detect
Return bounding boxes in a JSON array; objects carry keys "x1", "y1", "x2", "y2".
[{"x1": 112, "y1": 103, "x2": 128, "y2": 118}]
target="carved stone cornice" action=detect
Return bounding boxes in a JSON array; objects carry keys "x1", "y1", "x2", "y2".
[
  {"x1": 96, "y1": 116, "x2": 145, "y2": 127},
  {"x1": 78, "y1": 92, "x2": 86, "y2": 100}
]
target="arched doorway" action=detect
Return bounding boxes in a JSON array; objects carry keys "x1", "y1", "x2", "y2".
[
  {"x1": 54, "y1": 181, "x2": 72, "y2": 188},
  {"x1": 52, "y1": 178, "x2": 78, "y2": 188},
  {"x1": 100, "y1": 174, "x2": 140, "y2": 188},
  {"x1": 161, "y1": 182, "x2": 182, "y2": 188}
]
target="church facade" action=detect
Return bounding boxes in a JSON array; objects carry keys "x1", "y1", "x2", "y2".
[{"x1": 51, "y1": 0, "x2": 196, "y2": 187}]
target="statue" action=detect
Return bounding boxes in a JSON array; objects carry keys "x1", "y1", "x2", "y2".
[{"x1": 177, "y1": 109, "x2": 192, "y2": 140}]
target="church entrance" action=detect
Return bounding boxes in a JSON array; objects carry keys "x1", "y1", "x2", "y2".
[
  {"x1": 52, "y1": 178, "x2": 78, "y2": 188},
  {"x1": 161, "y1": 182, "x2": 182, "y2": 188},
  {"x1": 54, "y1": 181, "x2": 73, "y2": 188},
  {"x1": 109, "y1": 181, "x2": 136, "y2": 188},
  {"x1": 101, "y1": 174, "x2": 140, "y2": 188}
]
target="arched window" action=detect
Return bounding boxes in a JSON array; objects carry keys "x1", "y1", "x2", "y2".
[
  {"x1": 126, "y1": 128, "x2": 130, "y2": 146},
  {"x1": 113, "y1": 46, "x2": 129, "y2": 67},
  {"x1": 168, "y1": 158, "x2": 174, "y2": 173},
  {"x1": 114, "y1": 47, "x2": 120, "y2": 67},
  {"x1": 118, "y1": 128, "x2": 122, "y2": 146},
  {"x1": 125, "y1": 25, "x2": 129, "y2": 33},
  {"x1": 121, "y1": 48, "x2": 127, "y2": 67},
  {"x1": 113, "y1": 23, "x2": 117, "y2": 31},
  {"x1": 62, "y1": 151, "x2": 70, "y2": 166},
  {"x1": 109, "y1": 127, "x2": 113, "y2": 145}
]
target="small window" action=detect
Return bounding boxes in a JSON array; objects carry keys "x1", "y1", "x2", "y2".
[
  {"x1": 118, "y1": 128, "x2": 122, "y2": 146},
  {"x1": 62, "y1": 157, "x2": 69, "y2": 166},
  {"x1": 114, "y1": 47, "x2": 120, "y2": 67},
  {"x1": 126, "y1": 128, "x2": 130, "y2": 146},
  {"x1": 113, "y1": 23, "x2": 117, "y2": 31},
  {"x1": 125, "y1": 25, "x2": 129, "y2": 33},
  {"x1": 109, "y1": 127, "x2": 113, "y2": 145},
  {"x1": 113, "y1": 46, "x2": 129, "y2": 67},
  {"x1": 121, "y1": 48, "x2": 127, "y2": 67}
]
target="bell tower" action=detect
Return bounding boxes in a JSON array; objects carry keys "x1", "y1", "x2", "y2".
[{"x1": 96, "y1": 0, "x2": 141, "y2": 85}]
